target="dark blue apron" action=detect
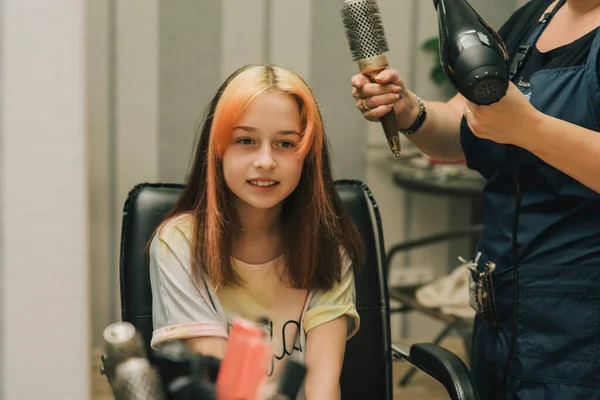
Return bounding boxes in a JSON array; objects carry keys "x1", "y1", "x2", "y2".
[{"x1": 460, "y1": 0, "x2": 600, "y2": 398}]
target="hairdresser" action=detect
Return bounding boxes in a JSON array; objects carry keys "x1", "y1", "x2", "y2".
[{"x1": 351, "y1": 0, "x2": 600, "y2": 398}]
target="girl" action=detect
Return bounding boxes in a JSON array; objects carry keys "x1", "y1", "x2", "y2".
[{"x1": 148, "y1": 64, "x2": 364, "y2": 399}]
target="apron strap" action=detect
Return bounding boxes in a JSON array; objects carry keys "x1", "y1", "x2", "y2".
[{"x1": 509, "y1": 0, "x2": 566, "y2": 80}]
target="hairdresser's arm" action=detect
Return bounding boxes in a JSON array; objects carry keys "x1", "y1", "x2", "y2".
[
  {"x1": 304, "y1": 316, "x2": 347, "y2": 400},
  {"x1": 522, "y1": 116, "x2": 600, "y2": 193},
  {"x1": 465, "y1": 82, "x2": 600, "y2": 194},
  {"x1": 185, "y1": 337, "x2": 227, "y2": 359},
  {"x1": 351, "y1": 69, "x2": 466, "y2": 161}
]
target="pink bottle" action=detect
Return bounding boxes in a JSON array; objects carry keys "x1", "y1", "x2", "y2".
[{"x1": 216, "y1": 318, "x2": 271, "y2": 400}]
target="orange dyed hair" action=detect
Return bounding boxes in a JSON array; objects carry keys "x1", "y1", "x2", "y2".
[{"x1": 158, "y1": 64, "x2": 363, "y2": 290}]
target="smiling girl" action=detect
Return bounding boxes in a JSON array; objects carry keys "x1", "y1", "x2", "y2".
[{"x1": 148, "y1": 64, "x2": 364, "y2": 399}]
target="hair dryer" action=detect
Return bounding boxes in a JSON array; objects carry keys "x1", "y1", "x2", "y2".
[{"x1": 434, "y1": 0, "x2": 509, "y2": 105}]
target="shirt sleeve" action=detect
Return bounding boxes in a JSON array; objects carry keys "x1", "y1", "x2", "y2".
[
  {"x1": 302, "y1": 251, "x2": 360, "y2": 340},
  {"x1": 149, "y1": 217, "x2": 228, "y2": 349}
]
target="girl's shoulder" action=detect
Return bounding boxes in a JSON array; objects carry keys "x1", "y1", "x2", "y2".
[
  {"x1": 150, "y1": 214, "x2": 195, "y2": 269},
  {"x1": 156, "y1": 213, "x2": 194, "y2": 244},
  {"x1": 338, "y1": 246, "x2": 354, "y2": 277}
]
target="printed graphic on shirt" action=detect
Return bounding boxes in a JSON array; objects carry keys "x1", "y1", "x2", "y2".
[{"x1": 267, "y1": 319, "x2": 302, "y2": 377}]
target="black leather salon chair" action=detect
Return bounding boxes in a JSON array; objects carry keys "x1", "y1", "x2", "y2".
[{"x1": 118, "y1": 180, "x2": 480, "y2": 400}]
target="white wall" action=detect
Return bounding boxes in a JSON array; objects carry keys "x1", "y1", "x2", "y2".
[{"x1": 0, "y1": 0, "x2": 90, "y2": 398}]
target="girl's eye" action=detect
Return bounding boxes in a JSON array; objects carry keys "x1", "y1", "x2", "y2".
[
  {"x1": 236, "y1": 137, "x2": 254, "y2": 145},
  {"x1": 278, "y1": 141, "x2": 295, "y2": 148}
]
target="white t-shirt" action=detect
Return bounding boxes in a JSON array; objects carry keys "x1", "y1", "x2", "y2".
[{"x1": 148, "y1": 214, "x2": 360, "y2": 399}]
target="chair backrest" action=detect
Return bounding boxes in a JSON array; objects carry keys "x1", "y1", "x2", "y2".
[{"x1": 119, "y1": 180, "x2": 393, "y2": 399}]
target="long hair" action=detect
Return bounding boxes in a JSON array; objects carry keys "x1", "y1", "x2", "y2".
[{"x1": 158, "y1": 64, "x2": 364, "y2": 290}]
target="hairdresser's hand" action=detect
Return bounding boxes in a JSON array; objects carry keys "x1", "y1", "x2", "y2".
[
  {"x1": 464, "y1": 81, "x2": 542, "y2": 146},
  {"x1": 351, "y1": 68, "x2": 420, "y2": 129}
]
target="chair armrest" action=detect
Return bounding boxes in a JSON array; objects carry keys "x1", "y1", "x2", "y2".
[
  {"x1": 385, "y1": 225, "x2": 482, "y2": 272},
  {"x1": 391, "y1": 343, "x2": 480, "y2": 400}
]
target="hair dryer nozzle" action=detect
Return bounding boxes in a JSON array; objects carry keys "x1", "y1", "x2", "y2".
[
  {"x1": 450, "y1": 34, "x2": 509, "y2": 105},
  {"x1": 435, "y1": 0, "x2": 509, "y2": 105}
]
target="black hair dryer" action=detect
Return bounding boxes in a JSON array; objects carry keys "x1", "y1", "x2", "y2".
[{"x1": 434, "y1": 0, "x2": 509, "y2": 105}]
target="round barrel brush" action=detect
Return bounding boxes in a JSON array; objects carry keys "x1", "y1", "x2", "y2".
[
  {"x1": 101, "y1": 322, "x2": 147, "y2": 389},
  {"x1": 341, "y1": 0, "x2": 401, "y2": 157}
]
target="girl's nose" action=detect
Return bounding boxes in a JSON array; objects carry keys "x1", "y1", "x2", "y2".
[{"x1": 253, "y1": 145, "x2": 277, "y2": 169}]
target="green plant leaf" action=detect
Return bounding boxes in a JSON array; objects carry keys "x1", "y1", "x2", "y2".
[
  {"x1": 421, "y1": 37, "x2": 439, "y2": 53},
  {"x1": 430, "y1": 66, "x2": 448, "y2": 86},
  {"x1": 420, "y1": 36, "x2": 454, "y2": 97}
]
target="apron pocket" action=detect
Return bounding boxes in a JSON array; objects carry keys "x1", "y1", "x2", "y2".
[
  {"x1": 519, "y1": 288, "x2": 600, "y2": 363},
  {"x1": 516, "y1": 378, "x2": 600, "y2": 400}
]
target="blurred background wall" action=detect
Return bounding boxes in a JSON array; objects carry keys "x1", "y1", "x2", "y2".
[{"x1": 1, "y1": 0, "x2": 89, "y2": 398}]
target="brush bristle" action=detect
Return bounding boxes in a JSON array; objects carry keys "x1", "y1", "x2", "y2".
[{"x1": 340, "y1": 0, "x2": 389, "y2": 61}]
